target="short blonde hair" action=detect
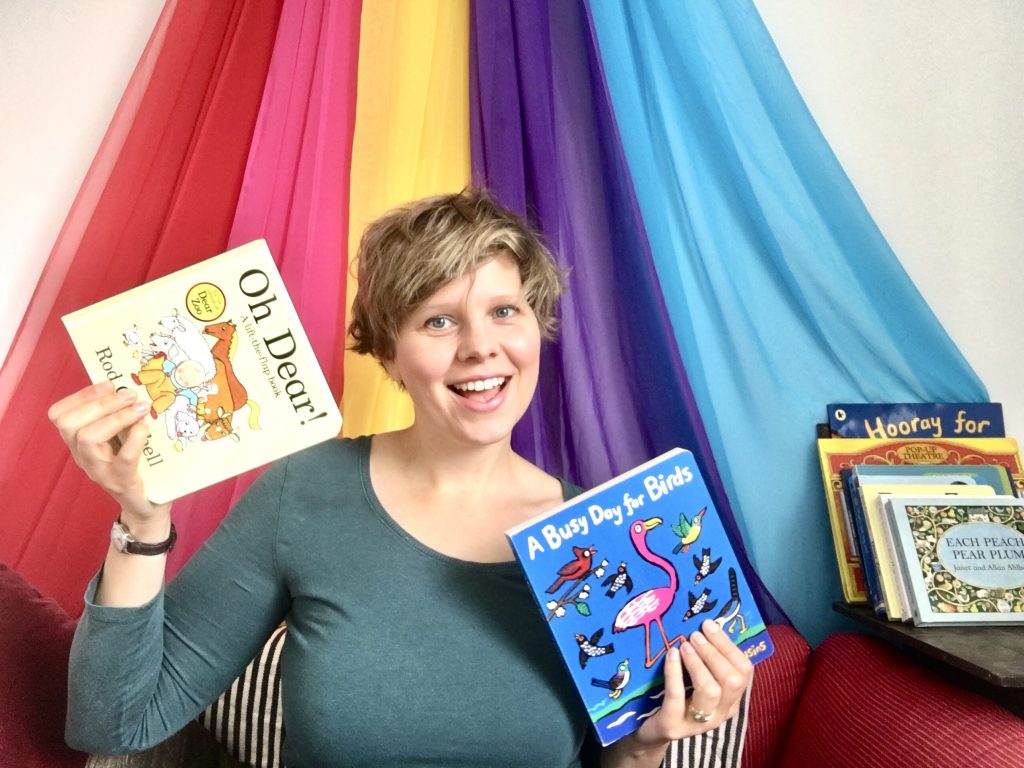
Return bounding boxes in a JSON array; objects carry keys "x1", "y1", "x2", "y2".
[{"x1": 348, "y1": 188, "x2": 565, "y2": 361}]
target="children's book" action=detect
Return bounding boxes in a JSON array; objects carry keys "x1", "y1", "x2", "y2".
[
  {"x1": 816, "y1": 437, "x2": 1024, "y2": 603},
  {"x1": 861, "y1": 483, "x2": 996, "y2": 620},
  {"x1": 883, "y1": 495, "x2": 1024, "y2": 625},
  {"x1": 826, "y1": 403, "x2": 1004, "y2": 440},
  {"x1": 506, "y1": 448, "x2": 773, "y2": 746},
  {"x1": 62, "y1": 240, "x2": 343, "y2": 503}
]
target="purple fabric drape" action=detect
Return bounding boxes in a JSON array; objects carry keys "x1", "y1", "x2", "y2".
[{"x1": 470, "y1": 0, "x2": 787, "y2": 624}]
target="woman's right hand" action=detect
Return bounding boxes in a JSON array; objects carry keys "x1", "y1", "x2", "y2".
[{"x1": 48, "y1": 381, "x2": 171, "y2": 526}]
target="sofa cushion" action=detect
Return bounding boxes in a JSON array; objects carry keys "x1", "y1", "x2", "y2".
[
  {"x1": 742, "y1": 624, "x2": 810, "y2": 768},
  {"x1": 198, "y1": 624, "x2": 286, "y2": 768},
  {"x1": 780, "y1": 632, "x2": 1024, "y2": 768},
  {"x1": 0, "y1": 562, "x2": 87, "y2": 768}
]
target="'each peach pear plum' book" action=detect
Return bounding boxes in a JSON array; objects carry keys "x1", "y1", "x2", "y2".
[{"x1": 62, "y1": 240, "x2": 342, "y2": 503}]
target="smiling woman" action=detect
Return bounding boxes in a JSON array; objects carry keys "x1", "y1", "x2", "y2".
[{"x1": 56, "y1": 188, "x2": 754, "y2": 768}]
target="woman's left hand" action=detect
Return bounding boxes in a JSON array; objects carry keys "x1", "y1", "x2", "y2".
[{"x1": 602, "y1": 619, "x2": 754, "y2": 767}]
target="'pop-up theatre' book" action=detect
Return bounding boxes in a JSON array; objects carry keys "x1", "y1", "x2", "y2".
[
  {"x1": 506, "y1": 448, "x2": 773, "y2": 746},
  {"x1": 62, "y1": 240, "x2": 342, "y2": 503}
]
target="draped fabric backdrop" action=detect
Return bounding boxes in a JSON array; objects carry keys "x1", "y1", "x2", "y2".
[{"x1": 0, "y1": 0, "x2": 986, "y2": 644}]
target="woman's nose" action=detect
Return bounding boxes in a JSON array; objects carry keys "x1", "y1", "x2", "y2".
[{"x1": 457, "y1": 321, "x2": 498, "y2": 360}]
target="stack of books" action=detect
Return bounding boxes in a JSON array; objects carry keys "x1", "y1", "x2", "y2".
[{"x1": 816, "y1": 403, "x2": 1024, "y2": 626}]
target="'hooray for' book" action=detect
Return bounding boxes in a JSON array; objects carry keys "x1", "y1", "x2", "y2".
[
  {"x1": 506, "y1": 448, "x2": 773, "y2": 746},
  {"x1": 62, "y1": 240, "x2": 342, "y2": 503}
]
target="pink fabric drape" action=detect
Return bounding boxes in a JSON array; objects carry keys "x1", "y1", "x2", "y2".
[{"x1": 168, "y1": 0, "x2": 361, "y2": 564}]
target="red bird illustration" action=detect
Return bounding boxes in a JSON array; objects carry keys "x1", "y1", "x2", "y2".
[
  {"x1": 613, "y1": 518, "x2": 686, "y2": 668},
  {"x1": 545, "y1": 545, "x2": 597, "y2": 594}
]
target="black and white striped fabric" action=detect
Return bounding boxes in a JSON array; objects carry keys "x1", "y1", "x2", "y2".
[
  {"x1": 199, "y1": 624, "x2": 286, "y2": 768},
  {"x1": 662, "y1": 685, "x2": 750, "y2": 768}
]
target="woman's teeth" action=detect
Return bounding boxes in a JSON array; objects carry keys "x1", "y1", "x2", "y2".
[{"x1": 453, "y1": 377, "x2": 506, "y2": 393}]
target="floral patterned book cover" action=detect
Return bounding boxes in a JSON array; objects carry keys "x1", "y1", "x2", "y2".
[
  {"x1": 506, "y1": 448, "x2": 773, "y2": 746},
  {"x1": 883, "y1": 495, "x2": 1024, "y2": 625},
  {"x1": 62, "y1": 239, "x2": 342, "y2": 503}
]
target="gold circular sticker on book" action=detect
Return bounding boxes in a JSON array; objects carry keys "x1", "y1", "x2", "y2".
[{"x1": 186, "y1": 283, "x2": 226, "y2": 321}]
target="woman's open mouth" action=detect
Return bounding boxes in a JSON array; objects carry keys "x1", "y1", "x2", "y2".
[{"x1": 449, "y1": 376, "x2": 509, "y2": 403}]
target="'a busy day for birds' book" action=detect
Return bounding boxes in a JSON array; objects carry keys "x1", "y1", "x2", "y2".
[
  {"x1": 62, "y1": 240, "x2": 342, "y2": 503},
  {"x1": 506, "y1": 448, "x2": 773, "y2": 746}
]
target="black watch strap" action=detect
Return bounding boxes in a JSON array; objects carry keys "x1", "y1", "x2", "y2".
[{"x1": 113, "y1": 517, "x2": 177, "y2": 555}]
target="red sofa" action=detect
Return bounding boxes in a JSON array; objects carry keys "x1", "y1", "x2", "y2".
[{"x1": 3, "y1": 562, "x2": 1022, "y2": 768}]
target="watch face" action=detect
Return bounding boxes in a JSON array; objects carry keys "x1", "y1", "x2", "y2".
[{"x1": 110, "y1": 522, "x2": 131, "y2": 553}]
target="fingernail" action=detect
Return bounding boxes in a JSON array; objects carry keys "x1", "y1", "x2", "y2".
[
  {"x1": 691, "y1": 631, "x2": 707, "y2": 645},
  {"x1": 681, "y1": 640, "x2": 696, "y2": 655},
  {"x1": 704, "y1": 619, "x2": 720, "y2": 634},
  {"x1": 131, "y1": 401, "x2": 149, "y2": 413},
  {"x1": 668, "y1": 646, "x2": 680, "y2": 662},
  {"x1": 117, "y1": 388, "x2": 137, "y2": 401}
]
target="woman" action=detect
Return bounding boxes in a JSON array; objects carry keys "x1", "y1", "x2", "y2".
[{"x1": 51, "y1": 189, "x2": 752, "y2": 767}]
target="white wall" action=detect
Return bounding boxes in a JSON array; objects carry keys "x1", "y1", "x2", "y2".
[
  {"x1": 755, "y1": 0, "x2": 1024, "y2": 440},
  {"x1": 3, "y1": 1, "x2": 1022, "y2": 439},
  {"x1": 0, "y1": 0, "x2": 164, "y2": 368}
]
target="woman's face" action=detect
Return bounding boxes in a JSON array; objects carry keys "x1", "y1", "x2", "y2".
[{"x1": 384, "y1": 252, "x2": 542, "y2": 448}]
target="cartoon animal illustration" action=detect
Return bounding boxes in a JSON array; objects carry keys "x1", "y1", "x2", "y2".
[
  {"x1": 591, "y1": 659, "x2": 631, "y2": 700},
  {"x1": 201, "y1": 321, "x2": 261, "y2": 439},
  {"x1": 601, "y1": 562, "x2": 633, "y2": 598},
  {"x1": 671, "y1": 506, "x2": 707, "y2": 554},
  {"x1": 545, "y1": 545, "x2": 597, "y2": 594},
  {"x1": 158, "y1": 311, "x2": 216, "y2": 379},
  {"x1": 122, "y1": 325, "x2": 142, "y2": 348},
  {"x1": 712, "y1": 568, "x2": 748, "y2": 635},
  {"x1": 612, "y1": 518, "x2": 687, "y2": 668},
  {"x1": 574, "y1": 628, "x2": 615, "y2": 669},
  {"x1": 682, "y1": 587, "x2": 717, "y2": 621},
  {"x1": 162, "y1": 394, "x2": 201, "y2": 451},
  {"x1": 692, "y1": 548, "x2": 722, "y2": 585}
]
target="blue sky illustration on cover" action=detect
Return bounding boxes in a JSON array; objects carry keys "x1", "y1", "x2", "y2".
[{"x1": 507, "y1": 448, "x2": 774, "y2": 746}]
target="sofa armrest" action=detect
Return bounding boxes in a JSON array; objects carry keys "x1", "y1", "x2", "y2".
[{"x1": 779, "y1": 632, "x2": 1024, "y2": 768}]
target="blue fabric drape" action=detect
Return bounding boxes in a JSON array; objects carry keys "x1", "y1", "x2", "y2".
[
  {"x1": 588, "y1": 0, "x2": 987, "y2": 643},
  {"x1": 469, "y1": 0, "x2": 789, "y2": 625}
]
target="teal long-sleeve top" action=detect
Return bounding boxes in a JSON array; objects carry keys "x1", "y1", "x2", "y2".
[{"x1": 66, "y1": 436, "x2": 591, "y2": 767}]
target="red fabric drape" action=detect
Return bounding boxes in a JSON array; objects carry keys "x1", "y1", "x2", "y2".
[{"x1": 0, "y1": 0, "x2": 283, "y2": 616}]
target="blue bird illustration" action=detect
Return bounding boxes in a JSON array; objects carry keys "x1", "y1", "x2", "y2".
[
  {"x1": 591, "y1": 659, "x2": 631, "y2": 700},
  {"x1": 713, "y1": 568, "x2": 748, "y2": 635}
]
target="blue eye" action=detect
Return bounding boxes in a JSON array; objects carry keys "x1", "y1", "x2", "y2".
[
  {"x1": 494, "y1": 305, "x2": 519, "y2": 319},
  {"x1": 425, "y1": 316, "x2": 452, "y2": 330}
]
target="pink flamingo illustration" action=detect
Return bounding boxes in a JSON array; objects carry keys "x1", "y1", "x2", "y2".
[{"x1": 612, "y1": 517, "x2": 687, "y2": 669}]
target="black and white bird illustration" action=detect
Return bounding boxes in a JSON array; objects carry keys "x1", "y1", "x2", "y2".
[
  {"x1": 574, "y1": 628, "x2": 615, "y2": 668},
  {"x1": 591, "y1": 659, "x2": 631, "y2": 700},
  {"x1": 682, "y1": 587, "x2": 718, "y2": 621},
  {"x1": 713, "y1": 568, "x2": 748, "y2": 635},
  {"x1": 601, "y1": 561, "x2": 634, "y2": 598},
  {"x1": 692, "y1": 547, "x2": 722, "y2": 585}
]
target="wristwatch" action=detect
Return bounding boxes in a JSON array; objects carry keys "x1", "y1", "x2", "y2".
[{"x1": 110, "y1": 517, "x2": 177, "y2": 555}]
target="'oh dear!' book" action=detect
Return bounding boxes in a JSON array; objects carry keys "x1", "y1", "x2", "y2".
[
  {"x1": 883, "y1": 495, "x2": 1024, "y2": 625},
  {"x1": 506, "y1": 448, "x2": 773, "y2": 746},
  {"x1": 62, "y1": 240, "x2": 342, "y2": 503}
]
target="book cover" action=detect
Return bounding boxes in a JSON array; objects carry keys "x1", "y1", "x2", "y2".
[
  {"x1": 506, "y1": 448, "x2": 773, "y2": 746},
  {"x1": 62, "y1": 240, "x2": 343, "y2": 503},
  {"x1": 848, "y1": 467, "x2": 1005, "y2": 616},
  {"x1": 884, "y1": 495, "x2": 1024, "y2": 625},
  {"x1": 816, "y1": 437, "x2": 1024, "y2": 603},
  {"x1": 826, "y1": 403, "x2": 1004, "y2": 440},
  {"x1": 859, "y1": 483, "x2": 995, "y2": 620}
]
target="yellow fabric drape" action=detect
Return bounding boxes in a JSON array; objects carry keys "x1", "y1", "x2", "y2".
[{"x1": 341, "y1": 0, "x2": 471, "y2": 437}]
